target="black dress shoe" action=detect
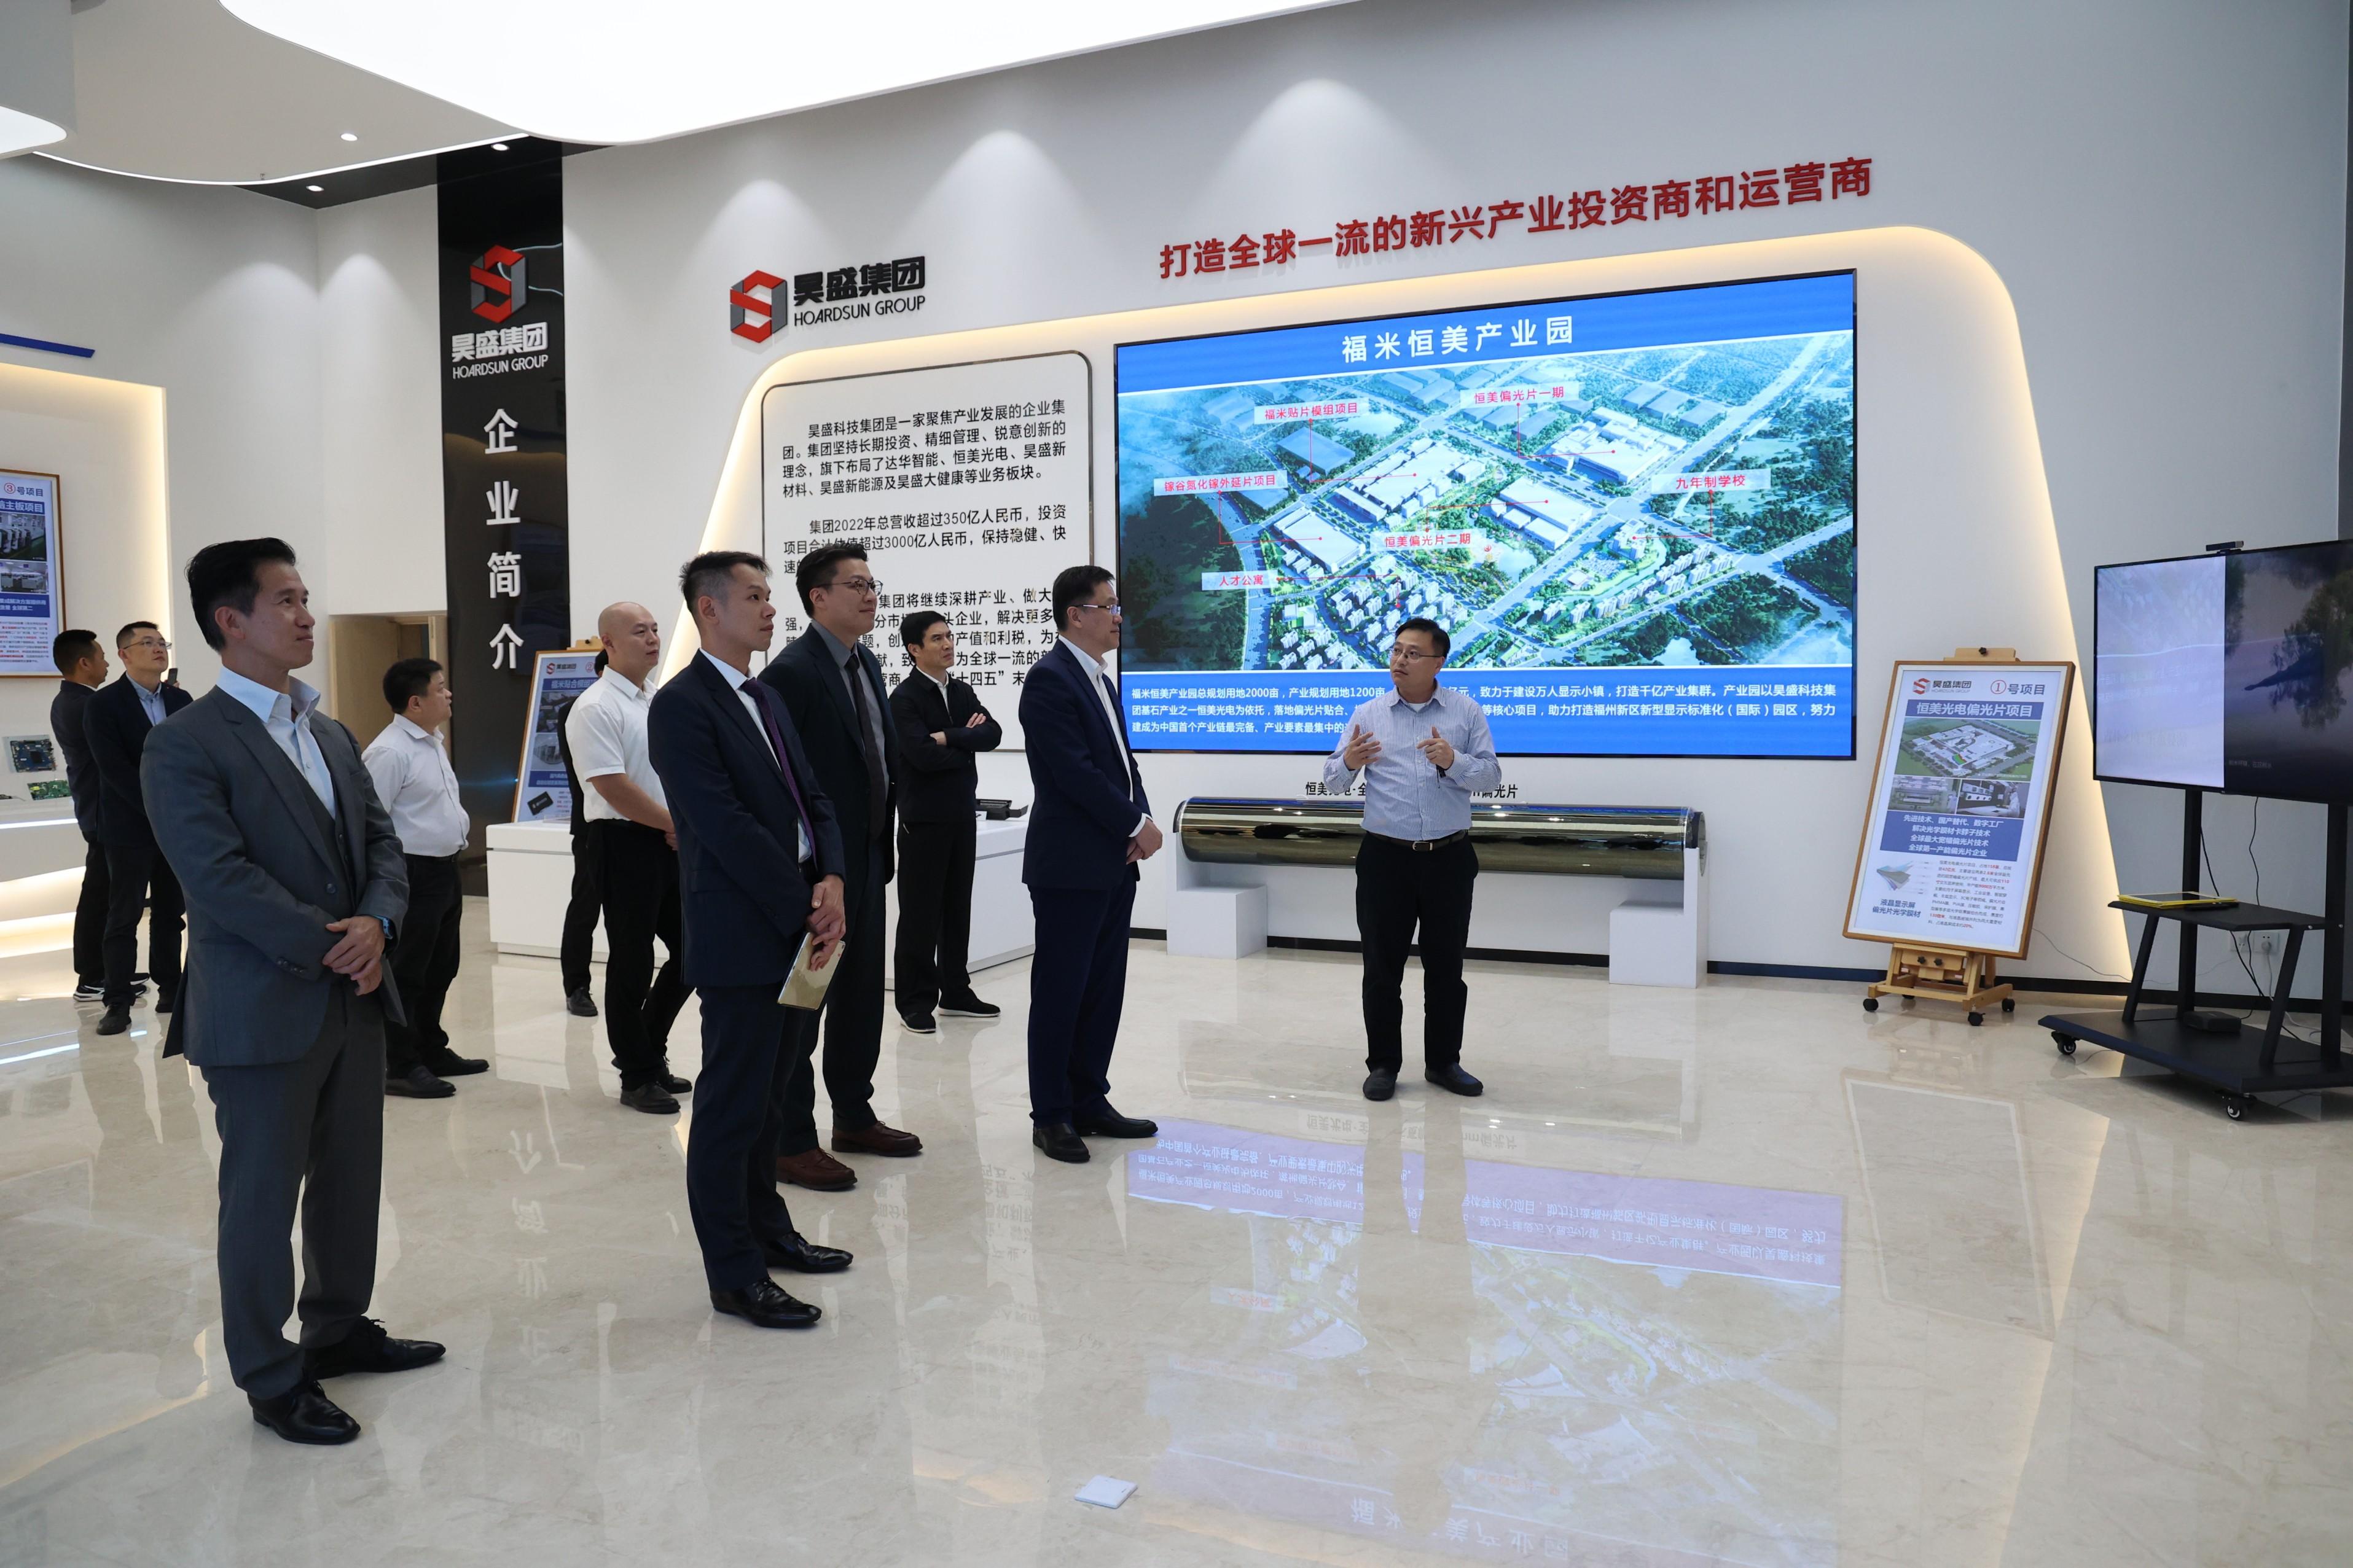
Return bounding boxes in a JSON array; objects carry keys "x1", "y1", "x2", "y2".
[
  {"x1": 566, "y1": 987, "x2": 599, "y2": 1018},
  {"x1": 898, "y1": 1012, "x2": 938, "y2": 1034},
  {"x1": 761, "y1": 1233, "x2": 853, "y2": 1273},
  {"x1": 1075, "y1": 1106, "x2": 1158, "y2": 1138},
  {"x1": 95, "y1": 1004, "x2": 131, "y2": 1036},
  {"x1": 250, "y1": 1380, "x2": 361, "y2": 1445},
  {"x1": 1425, "y1": 1063, "x2": 1484, "y2": 1096},
  {"x1": 1363, "y1": 1068, "x2": 1398, "y2": 1102},
  {"x1": 386, "y1": 1064, "x2": 455, "y2": 1098},
  {"x1": 654, "y1": 1061, "x2": 692, "y2": 1094},
  {"x1": 155, "y1": 989, "x2": 176, "y2": 1015},
  {"x1": 304, "y1": 1317, "x2": 447, "y2": 1379},
  {"x1": 939, "y1": 994, "x2": 1000, "y2": 1018},
  {"x1": 619, "y1": 1080, "x2": 679, "y2": 1114},
  {"x1": 425, "y1": 1050, "x2": 489, "y2": 1077},
  {"x1": 1032, "y1": 1122, "x2": 1089, "y2": 1163},
  {"x1": 711, "y1": 1278, "x2": 821, "y2": 1328}
]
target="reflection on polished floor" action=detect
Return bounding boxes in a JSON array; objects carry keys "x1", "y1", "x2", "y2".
[{"x1": 2, "y1": 910, "x2": 2351, "y2": 1567}]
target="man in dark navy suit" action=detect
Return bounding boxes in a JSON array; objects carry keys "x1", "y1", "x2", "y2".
[
  {"x1": 1017, "y1": 564, "x2": 1162, "y2": 1164},
  {"x1": 50, "y1": 628, "x2": 113, "y2": 1003},
  {"x1": 85, "y1": 619, "x2": 194, "y2": 1034},
  {"x1": 648, "y1": 550, "x2": 853, "y2": 1330}
]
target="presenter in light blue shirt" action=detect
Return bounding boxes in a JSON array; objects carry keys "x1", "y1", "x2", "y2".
[{"x1": 1321, "y1": 617, "x2": 1501, "y2": 1102}]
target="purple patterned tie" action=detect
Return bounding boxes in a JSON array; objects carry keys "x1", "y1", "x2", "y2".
[{"x1": 741, "y1": 677, "x2": 815, "y2": 857}]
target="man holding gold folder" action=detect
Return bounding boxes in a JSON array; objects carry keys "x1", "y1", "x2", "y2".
[{"x1": 648, "y1": 550, "x2": 851, "y2": 1330}]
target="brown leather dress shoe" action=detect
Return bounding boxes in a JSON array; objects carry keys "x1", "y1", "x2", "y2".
[
  {"x1": 775, "y1": 1148, "x2": 856, "y2": 1190},
  {"x1": 830, "y1": 1122, "x2": 922, "y2": 1157}
]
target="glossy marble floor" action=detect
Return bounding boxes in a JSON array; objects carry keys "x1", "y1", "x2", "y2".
[{"x1": 2, "y1": 912, "x2": 2349, "y2": 1567}]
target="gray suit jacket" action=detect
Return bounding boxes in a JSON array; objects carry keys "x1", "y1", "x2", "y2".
[{"x1": 143, "y1": 687, "x2": 409, "y2": 1067}]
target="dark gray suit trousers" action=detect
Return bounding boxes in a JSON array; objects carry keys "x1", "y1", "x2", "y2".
[{"x1": 203, "y1": 983, "x2": 385, "y2": 1399}]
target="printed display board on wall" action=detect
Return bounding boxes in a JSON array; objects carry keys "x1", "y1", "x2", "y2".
[
  {"x1": 0, "y1": 470, "x2": 64, "y2": 678},
  {"x1": 513, "y1": 649, "x2": 601, "y2": 822},
  {"x1": 760, "y1": 352, "x2": 1090, "y2": 749},
  {"x1": 1112, "y1": 271, "x2": 1857, "y2": 755},
  {"x1": 1842, "y1": 660, "x2": 2075, "y2": 959}
]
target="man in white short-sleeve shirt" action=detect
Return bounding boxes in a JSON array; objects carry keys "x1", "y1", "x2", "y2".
[{"x1": 565, "y1": 602, "x2": 694, "y2": 1114}]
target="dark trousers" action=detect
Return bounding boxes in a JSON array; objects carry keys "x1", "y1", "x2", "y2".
[
  {"x1": 102, "y1": 840, "x2": 183, "y2": 1008},
  {"x1": 1025, "y1": 878, "x2": 1136, "y2": 1126},
  {"x1": 1355, "y1": 835, "x2": 1478, "y2": 1072},
  {"x1": 385, "y1": 852, "x2": 463, "y2": 1077},
  {"x1": 559, "y1": 828, "x2": 599, "y2": 996},
  {"x1": 687, "y1": 985, "x2": 810, "y2": 1292},
  {"x1": 894, "y1": 817, "x2": 976, "y2": 1016},
  {"x1": 591, "y1": 821, "x2": 687, "y2": 1086},
  {"x1": 782, "y1": 835, "x2": 885, "y2": 1151},
  {"x1": 72, "y1": 837, "x2": 111, "y2": 986},
  {"x1": 204, "y1": 985, "x2": 385, "y2": 1398}
]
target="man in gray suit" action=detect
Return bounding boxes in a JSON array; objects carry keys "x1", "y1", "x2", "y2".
[{"x1": 144, "y1": 537, "x2": 443, "y2": 1446}]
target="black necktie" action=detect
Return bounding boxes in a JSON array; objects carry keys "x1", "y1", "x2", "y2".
[{"x1": 847, "y1": 651, "x2": 888, "y2": 832}]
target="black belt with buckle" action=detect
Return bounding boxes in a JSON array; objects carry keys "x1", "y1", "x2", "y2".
[{"x1": 1368, "y1": 828, "x2": 1470, "y2": 852}]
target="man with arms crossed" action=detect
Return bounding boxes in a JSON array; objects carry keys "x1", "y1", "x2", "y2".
[
  {"x1": 86, "y1": 619, "x2": 192, "y2": 1034},
  {"x1": 566, "y1": 603, "x2": 694, "y2": 1113},
  {"x1": 50, "y1": 628, "x2": 114, "y2": 1004},
  {"x1": 1324, "y1": 617, "x2": 1501, "y2": 1102},
  {"x1": 364, "y1": 658, "x2": 486, "y2": 1098},
  {"x1": 1019, "y1": 564, "x2": 1161, "y2": 1164},
  {"x1": 648, "y1": 550, "x2": 851, "y2": 1329},
  {"x1": 761, "y1": 544, "x2": 915, "y2": 1189},
  {"x1": 144, "y1": 538, "x2": 439, "y2": 1445},
  {"x1": 888, "y1": 609, "x2": 1002, "y2": 1032}
]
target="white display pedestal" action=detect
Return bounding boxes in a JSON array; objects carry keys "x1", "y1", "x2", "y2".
[
  {"x1": 884, "y1": 816, "x2": 1035, "y2": 986},
  {"x1": 1165, "y1": 831, "x2": 1269, "y2": 959},
  {"x1": 488, "y1": 816, "x2": 1036, "y2": 980},
  {"x1": 1607, "y1": 842, "x2": 1709, "y2": 988},
  {"x1": 485, "y1": 821, "x2": 605, "y2": 960}
]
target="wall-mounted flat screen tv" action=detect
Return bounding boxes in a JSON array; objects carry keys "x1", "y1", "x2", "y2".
[
  {"x1": 1111, "y1": 271, "x2": 1857, "y2": 755},
  {"x1": 2095, "y1": 539, "x2": 2353, "y2": 803}
]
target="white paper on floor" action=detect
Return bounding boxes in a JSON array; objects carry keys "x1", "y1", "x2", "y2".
[{"x1": 1074, "y1": 1475, "x2": 1136, "y2": 1509}]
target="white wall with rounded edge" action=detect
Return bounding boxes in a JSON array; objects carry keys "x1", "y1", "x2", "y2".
[
  {"x1": 656, "y1": 227, "x2": 2134, "y2": 981},
  {"x1": 544, "y1": 0, "x2": 2345, "y2": 993},
  {"x1": 316, "y1": 186, "x2": 445, "y2": 621},
  {"x1": 0, "y1": 364, "x2": 170, "y2": 897},
  {"x1": 0, "y1": 158, "x2": 329, "y2": 699}
]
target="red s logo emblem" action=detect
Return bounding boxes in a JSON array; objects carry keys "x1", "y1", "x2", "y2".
[
  {"x1": 1911, "y1": 676, "x2": 1928, "y2": 695},
  {"x1": 730, "y1": 270, "x2": 782, "y2": 343},
  {"x1": 471, "y1": 245, "x2": 526, "y2": 324}
]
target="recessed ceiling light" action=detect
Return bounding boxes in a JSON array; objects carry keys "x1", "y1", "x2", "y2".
[
  {"x1": 491, "y1": 142, "x2": 510, "y2": 151},
  {"x1": 306, "y1": 184, "x2": 324, "y2": 192},
  {"x1": 222, "y1": 0, "x2": 1357, "y2": 145},
  {"x1": 339, "y1": 131, "x2": 358, "y2": 141}
]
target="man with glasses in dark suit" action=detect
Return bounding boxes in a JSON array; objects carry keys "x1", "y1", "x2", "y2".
[
  {"x1": 1017, "y1": 564, "x2": 1161, "y2": 1164},
  {"x1": 760, "y1": 543, "x2": 916, "y2": 1190},
  {"x1": 85, "y1": 620, "x2": 192, "y2": 1035},
  {"x1": 887, "y1": 609, "x2": 1001, "y2": 1032}
]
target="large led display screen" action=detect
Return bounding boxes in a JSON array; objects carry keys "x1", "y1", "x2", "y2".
[
  {"x1": 1114, "y1": 271, "x2": 1857, "y2": 755},
  {"x1": 2096, "y1": 539, "x2": 2353, "y2": 803}
]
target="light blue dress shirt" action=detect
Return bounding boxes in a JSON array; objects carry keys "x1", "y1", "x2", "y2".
[
  {"x1": 130, "y1": 677, "x2": 168, "y2": 728},
  {"x1": 214, "y1": 665, "x2": 339, "y2": 817},
  {"x1": 1320, "y1": 684, "x2": 1503, "y2": 841}
]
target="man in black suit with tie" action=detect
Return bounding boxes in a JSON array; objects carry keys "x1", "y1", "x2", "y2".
[
  {"x1": 1019, "y1": 564, "x2": 1162, "y2": 1164},
  {"x1": 759, "y1": 542, "x2": 919, "y2": 1190},
  {"x1": 50, "y1": 628, "x2": 114, "y2": 1004},
  {"x1": 888, "y1": 609, "x2": 1003, "y2": 1032},
  {"x1": 85, "y1": 619, "x2": 194, "y2": 1035},
  {"x1": 648, "y1": 550, "x2": 851, "y2": 1329}
]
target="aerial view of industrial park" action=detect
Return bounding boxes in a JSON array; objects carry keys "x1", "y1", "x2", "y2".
[{"x1": 1116, "y1": 325, "x2": 1856, "y2": 675}]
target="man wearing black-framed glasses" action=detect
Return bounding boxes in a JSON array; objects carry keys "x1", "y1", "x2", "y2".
[
  {"x1": 1323, "y1": 617, "x2": 1500, "y2": 1102},
  {"x1": 86, "y1": 620, "x2": 192, "y2": 1034},
  {"x1": 1017, "y1": 563, "x2": 1161, "y2": 1164},
  {"x1": 761, "y1": 542, "x2": 918, "y2": 1190}
]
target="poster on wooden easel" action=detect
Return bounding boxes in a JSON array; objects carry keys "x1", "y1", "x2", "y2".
[{"x1": 1842, "y1": 657, "x2": 2075, "y2": 959}]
